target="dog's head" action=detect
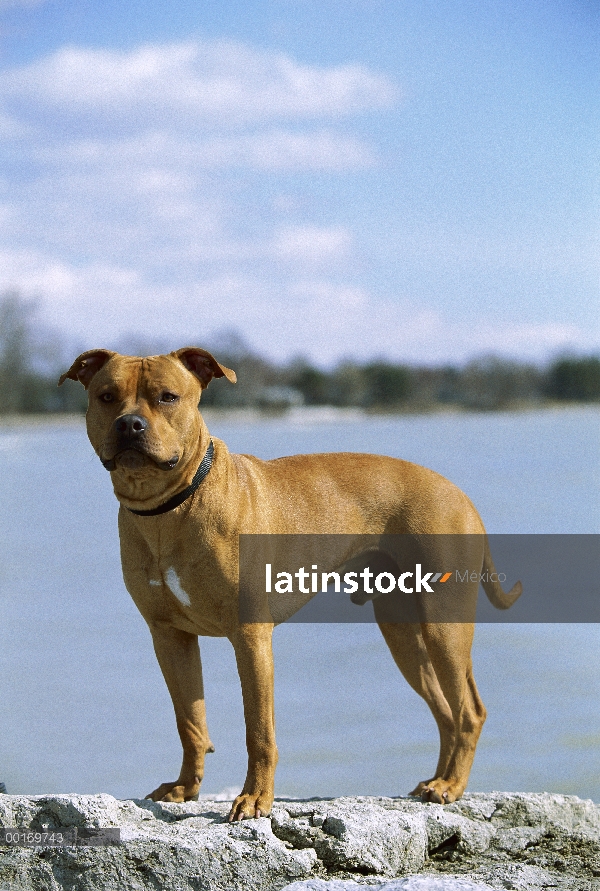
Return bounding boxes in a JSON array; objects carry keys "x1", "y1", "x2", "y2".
[{"x1": 59, "y1": 347, "x2": 236, "y2": 504}]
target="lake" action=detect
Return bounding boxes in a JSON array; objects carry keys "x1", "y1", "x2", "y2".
[{"x1": 0, "y1": 406, "x2": 599, "y2": 802}]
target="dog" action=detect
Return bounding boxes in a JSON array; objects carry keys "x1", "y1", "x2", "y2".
[{"x1": 59, "y1": 347, "x2": 521, "y2": 821}]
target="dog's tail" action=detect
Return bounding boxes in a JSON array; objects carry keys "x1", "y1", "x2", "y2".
[{"x1": 481, "y1": 535, "x2": 522, "y2": 609}]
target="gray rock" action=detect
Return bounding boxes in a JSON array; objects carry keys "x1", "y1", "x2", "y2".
[
  {"x1": 281, "y1": 879, "x2": 496, "y2": 890},
  {"x1": 0, "y1": 792, "x2": 598, "y2": 890},
  {"x1": 272, "y1": 798, "x2": 427, "y2": 875}
]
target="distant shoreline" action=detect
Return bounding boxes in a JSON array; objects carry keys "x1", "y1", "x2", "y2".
[{"x1": 0, "y1": 401, "x2": 598, "y2": 429}]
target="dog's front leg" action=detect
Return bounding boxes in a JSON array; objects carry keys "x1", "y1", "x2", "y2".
[
  {"x1": 145, "y1": 625, "x2": 214, "y2": 803},
  {"x1": 228, "y1": 623, "x2": 278, "y2": 821}
]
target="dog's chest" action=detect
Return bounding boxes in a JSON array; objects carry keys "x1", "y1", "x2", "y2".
[
  {"x1": 149, "y1": 565, "x2": 191, "y2": 607},
  {"x1": 142, "y1": 546, "x2": 217, "y2": 610},
  {"x1": 119, "y1": 515, "x2": 234, "y2": 635},
  {"x1": 124, "y1": 555, "x2": 228, "y2": 636}
]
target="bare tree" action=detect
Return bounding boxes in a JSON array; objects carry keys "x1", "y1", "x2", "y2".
[{"x1": 0, "y1": 290, "x2": 39, "y2": 412}]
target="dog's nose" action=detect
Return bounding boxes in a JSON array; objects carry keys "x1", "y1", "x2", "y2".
[{"x1": 114, "y1": 414, "x2": 148, "y2": 438}]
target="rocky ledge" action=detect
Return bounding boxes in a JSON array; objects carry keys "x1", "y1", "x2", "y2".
[{"x1": 0, "y1": 792, "x2": 599, "y2": 891}]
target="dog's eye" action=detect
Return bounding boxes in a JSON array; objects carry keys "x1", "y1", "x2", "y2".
[
  {"x1": 160, "y1": 392, "x2": 179, "y2": 404},
  {"x1": 99, "y1": 392, "x2": 114, "y2": 403}
]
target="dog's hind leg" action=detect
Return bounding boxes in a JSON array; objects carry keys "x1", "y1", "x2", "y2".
[
  {"x1": 377, "y1": 621, "x2": 456, "y2": 796},
  {"x1": 418, "y1": 623, "x2": 487, "y2": 803}
]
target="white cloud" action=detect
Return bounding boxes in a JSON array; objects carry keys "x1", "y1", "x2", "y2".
[
  {"x1": 272, "y1": 299, "x2": 599, "y2": 366},
  {"x1": 3, "y1": 250, "x2": 593, "y2": 366},
  {"x1": 201, "y1": 129, "x2": 375, "y2": 171},
  {"x1": 273, "y1": 226, "x2": 353, "y2": 265},
  {"x1": 1, "y1": 40, "x2": 395, "y2": 126},
  {"x1": 455, "y1": 321, "x2": 592, "y2": 360},
  {"x1": 0, "y1": 249, "x2": 141, "y2": 301},
  {"x1": 0, "y1": 108, "x2": 31, "y2": 138},
  {"x1": 0, "y1": 37, "x2": 389, "y2": 341},
  {"x1": 35, "y1": 128, "x2": 374, "y2": 173}
]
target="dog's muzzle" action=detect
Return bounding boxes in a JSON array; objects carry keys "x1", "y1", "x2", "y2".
[{"x1": 101, "y1": 414, "x2": 179, "y2": 472}]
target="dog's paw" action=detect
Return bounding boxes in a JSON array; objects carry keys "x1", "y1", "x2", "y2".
[
  {"x1": 227, "y1": 791, "x2": 273, "y2": 822},
  {"x1": 145, "y1": 778, "x2": 200, "y2": 803},
  {"x1": 419, "y1": 778, "x2": 464, "y2": 804},
  {"x1": 408, "y1": 779, "x2": 436, "y2": 797}
]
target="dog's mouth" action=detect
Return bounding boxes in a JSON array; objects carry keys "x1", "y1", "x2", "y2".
[{"x1": 101, "y1": 448, "x2": 180, "y2": 472}]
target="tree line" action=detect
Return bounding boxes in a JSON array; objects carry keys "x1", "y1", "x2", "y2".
[{"x1": 1, "y1": 291, "x2": 599, "y2": 415}]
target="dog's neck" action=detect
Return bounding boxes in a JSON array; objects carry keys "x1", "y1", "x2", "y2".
[{"x1": 125, "y1": 439, "x2": 214, "y2": 517}]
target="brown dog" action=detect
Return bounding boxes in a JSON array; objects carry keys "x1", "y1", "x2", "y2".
[{"x1": 59, "y1": 347, "x2": 521, "y2": 821}]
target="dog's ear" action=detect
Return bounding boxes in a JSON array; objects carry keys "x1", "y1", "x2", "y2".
[
  {"x1": 173, "y1": 347, "x2": 237, "y2": 388},
  {"x1": 58, "y1": 350, "x2": 117, "y2": 389}
]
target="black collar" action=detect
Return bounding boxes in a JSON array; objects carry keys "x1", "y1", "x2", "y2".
[{"x1": 127, "y1": 440, "x2": 214, "y2": 517}]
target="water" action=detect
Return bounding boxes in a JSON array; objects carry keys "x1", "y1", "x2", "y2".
[{"x1": 0, "y1": 406, "x2": 598, "y2": 801}]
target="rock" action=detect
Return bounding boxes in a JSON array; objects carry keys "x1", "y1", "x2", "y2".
[
  {"x1": 271, "y1": 799, "x2": 427, "y2": 875},
  {"x1": 281, "y1": 880, "x2": 496, "y2": 890},
  {"x1": 0, "y1": 792, "x2": 598, "y2": 890}
]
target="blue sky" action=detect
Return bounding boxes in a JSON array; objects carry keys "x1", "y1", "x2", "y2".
[{"x1": 0, "y1": 0, "x2": 597, "y2": 365}]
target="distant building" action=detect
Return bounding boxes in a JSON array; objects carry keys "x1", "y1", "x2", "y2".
[{"x1": 257, "y1": 386, "x2": 304, "y2": 410}]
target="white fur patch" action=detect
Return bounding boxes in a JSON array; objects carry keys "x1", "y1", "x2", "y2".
[
  {"x1": 149, "y1": 579, "x2": 161, "y2": 587},
  {"x1": 165, "y1": 567, "x2": 191, "y2": 607}
]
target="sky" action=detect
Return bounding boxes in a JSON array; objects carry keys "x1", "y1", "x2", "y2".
[{"x1": 0, "y1": 0, "x2": 598, "y2": 366}]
